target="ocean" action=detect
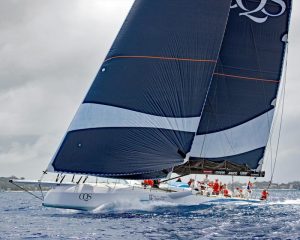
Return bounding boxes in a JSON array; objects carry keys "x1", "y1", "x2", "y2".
[{"x1": 0, "y1": 190, "x2": 299, "y2": 239}]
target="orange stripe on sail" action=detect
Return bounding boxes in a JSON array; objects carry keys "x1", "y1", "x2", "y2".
[
  {"x1": 104, "y1": 55, "x2": 217, "y2": 63},
  {"x1": 214, "y1": 73, "x2": 279, "y2": 83}
]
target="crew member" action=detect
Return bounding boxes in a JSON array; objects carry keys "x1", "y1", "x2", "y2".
[
  {"x1": 203, "y1": 174, "x2": 209, "y2": 185},
  {"x1": 143, "y1": 179, "x2": 149, "y2": 186},
  {"x1": 260, "y1": 189, "x2": 269, "y2": 200},
  {"x1": 247, "y1": 181, "x2": 253, "y2": 193},
  {"x1": 188, "y1": 178, "x2": 195, "y2": 189},
  {"x1": 223, "y1": 184, "x2": 230, "y2": 197},
  {"x1": 219, "y1": 182, "x2": 224, "y2": 193},
  {"x1": 143, "y1": 179, "x2": 154, "y2": 187},
  {"x1": 234, "y1": 187, "x2": 241, "y2": 197},
  {"x1": 213, "y1": 179, "x2": 220, "y2": 195}
]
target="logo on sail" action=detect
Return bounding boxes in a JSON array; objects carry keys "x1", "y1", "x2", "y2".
[{"x1": 231, "y1": 0, "x2": 286, "y2": 23}]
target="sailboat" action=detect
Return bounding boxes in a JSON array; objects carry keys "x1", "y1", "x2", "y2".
[{"x1": 12, "y1": 0, "x2": 292, "y2": 211}]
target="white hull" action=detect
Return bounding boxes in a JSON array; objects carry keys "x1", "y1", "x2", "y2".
[{"x1": 43, "y1": 183, "x2": 260, "y2": 211}]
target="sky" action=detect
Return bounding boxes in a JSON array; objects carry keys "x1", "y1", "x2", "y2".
[{"x1": 0, "y1": 0, "x2": 299, "y2": 183}]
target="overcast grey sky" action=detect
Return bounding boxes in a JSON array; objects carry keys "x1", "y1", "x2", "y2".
[{"x1": 0, "y1": 0, "x2": 299, "y2": 183}]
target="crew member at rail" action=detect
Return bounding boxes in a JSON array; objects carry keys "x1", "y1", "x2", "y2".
[
  {"x1": 143, "y1": 179, "x2": 154, "y2": 188},
  {"x1": 247, "y1": 181, "x2": 253, "y2": 193},
  {"x1": 223, "y1": 184, "x2": 230, "y2": 197},
  {"x1": 188, "y1": 178, "x2": 195, "y2": 189},
  {"x1": 213, "y1": 179, "x2": 220, "y2": 195},
  {"x1": 260, "y1": 189, "x2": 269, "y2": 200},
  {"x1": 203, "y1": 174, "x2": 209, "y2": 185},
  {"x1": 234, "y1": 187, "x2": 241, "y2": 197},
  {"x1": 219, "y1": 182, "x2": 224, "y2": 192}
]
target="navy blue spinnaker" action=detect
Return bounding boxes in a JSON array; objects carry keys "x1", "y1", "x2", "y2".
[{"x1": 47, "y1": 0, "x2": 232, "y2": 178}]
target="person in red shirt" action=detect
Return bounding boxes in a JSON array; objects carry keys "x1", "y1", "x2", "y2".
[
  {"x1": 223, "y1": 184, "x2": 230, "y2": 197},
  {"x1": 260, "y1": 189, "x2": 269, "y2": 200},
  {"x1": 188, "y1": 178, "x2": 195, "y2": 189},
  {"x1": 143, "y1": 179, "x2": 154, "y2": 188},
  {"x1": 219, "y1": 182, "x2": 223, "y2": 192},
  {"x1": 213, "y1": 179, "x2": 220, "y2": 195},
  {"x1": 143, "y1": 179, "x2": 149, "y2": 185}
]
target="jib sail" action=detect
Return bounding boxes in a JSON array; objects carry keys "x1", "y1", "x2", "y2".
[{"x1": 174, "y1": 0, "x2": 292, "y2": 177}]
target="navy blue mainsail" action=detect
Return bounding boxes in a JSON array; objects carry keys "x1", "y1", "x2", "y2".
[
  {"x1": 175, "y1": 0, "x2": 292, "y2": 176},
  {"x1": 47, "y1": 0, "x2": 232, "y2": 178}
]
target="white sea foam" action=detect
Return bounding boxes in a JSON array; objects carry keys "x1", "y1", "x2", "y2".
[
  {"x1": 269, "y1": 198, "x2": 300, "y2": 205},
  {"x1": 91, "y1": 199, "x2": 178, "y2": 213}
]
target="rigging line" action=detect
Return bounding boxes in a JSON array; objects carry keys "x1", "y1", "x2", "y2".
[
  {"x1": 266, "y1": 41, "x2": 290, "y2": 186},
  {"x1": 247, "y1": 11, "x2": 275, "y2": 177},
  {"x1": 268, "y1": 44, "x2": 289, "y2": 188},
  {"x1": 197, "y1": 54, "x2": 230, "y2": 160},
  {"x1": 216, "y1": 61, "x2": 236, "y2": 156},
  {"x1": 37, "y1": 170, "x2": 47, "y2": 200},
  {"x1": 203, "y1": 60, "x2": 236, "y2": 158},
  {"x1": 83, "y1": 176, "x2": 89, "y2": 184},
  {"x1": 267, "y1": 74, "x2": 289, "y2": 180},
  {"x1": 196, "y1": 94, "x2": 236, "y2": 161},
  {"x1": 217, "y1": 57, "x2": 236, "y2": 156},
  {"x1": 38, "y1": 183, "x2": 44, "y2": 201},
  {"x1": 59, "y1": 175, "x2": 66, "y2": 184},
  {"x1": 244, "y1": 0, "x2": 276, "y2": 177},
  {"x1": 9, "y1": 180, "x2": 43, "y2": 201},
  {"x1": 104, "y1": 55, "x2": 217, "y2": 63}
]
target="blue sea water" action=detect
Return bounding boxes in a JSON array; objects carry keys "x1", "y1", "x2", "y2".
[{"x1": 0, "y1": 190, "x2": 299, "y2": 239}]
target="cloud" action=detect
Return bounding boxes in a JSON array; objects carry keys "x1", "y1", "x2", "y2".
[
  {"x1": 0, "y1": 134, "x2": 59, "y2": 178},
  {"x1": 0, "y1": 0, "x2": 134, "y2": 178}
]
